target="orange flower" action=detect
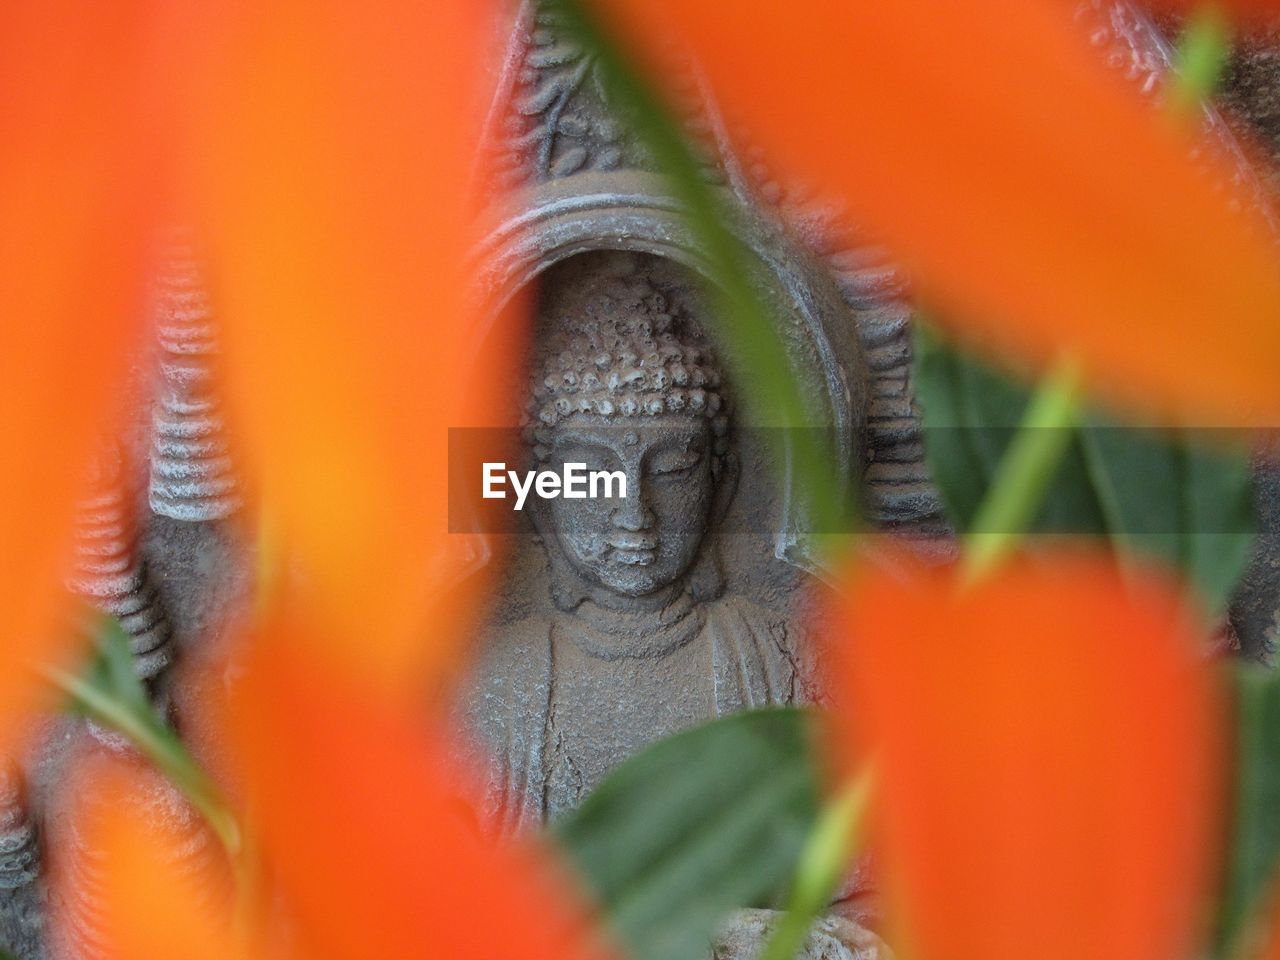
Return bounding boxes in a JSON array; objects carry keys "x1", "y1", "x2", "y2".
[
  {"x1": 218, "y1": 611, "x2": 607, "y2": 960},
  {"x1": 49, "y1": 748, "x2": 238, "y2": 960},
  {"x1": 181, "y1": 0, "x2": 523, "y2": 698},
  {"x1": 591, "y1": 0, "x2": 1280, "y2": 427},
  {"x1": 829, "y1": 550, "x2": 1224, "y2": 960},
  {"x1": 52, "y1": 614, "x2": 610, "y2": 960},
  {"x1": 0, "y1": 1, "x2": 166, "y2": 752}
]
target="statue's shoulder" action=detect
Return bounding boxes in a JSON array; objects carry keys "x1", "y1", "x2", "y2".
[
  {"x1": 453, "y1": 614, "x2": 556, "y2": 837},
  {"x1": 710, "y1": 593, "x2": 807, "y2": 650},
  {"x1": 455, "y1": 613, "x2": 554, "y2": 754},
  {"x1": 708, "y1": 592, "x2": 827, "y2": 705},
  {"x1": 454, "y1": 614, "x2": 554, "y2": 753},
  {"x1": 464, "y1": 614, "x2": 554, "y2": 697}
]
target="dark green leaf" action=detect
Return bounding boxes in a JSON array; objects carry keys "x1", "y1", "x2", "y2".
[
  {"x1": 914, "y1": 328, "x2": 1255, "y2": 612},
  {"x1": 553, "y1": 708, "x2": 820, "y2": 960},
  {"x1": 1218, "y1": 665, "x2": 1280, "y2": 955}
]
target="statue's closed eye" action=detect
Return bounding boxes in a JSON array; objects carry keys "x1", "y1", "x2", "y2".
[{"x1": 648, "y1": 448, "x2": 704, "y2": 476}]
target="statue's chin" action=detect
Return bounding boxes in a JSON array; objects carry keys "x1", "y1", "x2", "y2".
[
  {"x1": 576, "y1": 566, "x2": 686, "y2": 601},
  {"x1": 592, "y1": 574, "x2": 668, "y2": 599}
]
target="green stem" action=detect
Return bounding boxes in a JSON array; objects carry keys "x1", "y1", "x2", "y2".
[
  {"x1": 1167, "y1": 6, "x2": 1231, "y2": 121},
  {"x1": 961, "y1": 359, "x2": 1083, "y2": 585},
  {"x1": 42, "y1": 666, "x2": 242, "y2": 859},
  {"x1": 758, "y1": 769, "x2": 874, "y2": 960},
  {"x1": 551, "y1": 0, "x2": 851, "y2": 544}
]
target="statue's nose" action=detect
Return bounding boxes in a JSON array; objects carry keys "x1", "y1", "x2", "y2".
[{"x1": 611, "y1": 473, "x2": 653, "y2": 531}]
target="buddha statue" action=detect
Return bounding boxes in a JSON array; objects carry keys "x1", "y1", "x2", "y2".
[{"x1": 461, "y1": 251, "x2": 823, "y2": 834}]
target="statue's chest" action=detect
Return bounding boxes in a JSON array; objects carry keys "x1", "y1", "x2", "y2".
[{"x1": 543, "y1": 631, "x2": 716, "y2": 820}]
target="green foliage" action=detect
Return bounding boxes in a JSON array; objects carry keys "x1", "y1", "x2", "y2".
[
  {"x1": 758, "y1": 771, "x2": 871, "y2": 960},
  {"x1": 82, "y1": 616, "x2": 152, "y2": 717},
  {"x1": 553, "y1": 708, "x2": 821, "y2": 960},
  {"x1": 1219, "y1": 665, "x2": 1280, "y2": 955},
  {"x1": 1169, "y1": 7, "x2": 1232, "y2": 121},
  {"x1": 46, "y1": 614, "x2": 241, "y2": 857},
  {"x1": 914, "y1": 328, "x2": 1256, "y2": 612}
]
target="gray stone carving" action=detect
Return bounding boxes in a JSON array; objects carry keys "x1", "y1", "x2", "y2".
[
  {"x1": 0, "y1": 765, "x2": 43, "y2": 960},
  {"x1": 714, "y1": 910, "x2": 893, "y2": 960},
  {"x1": 463, "y1": 252, "x2": 827, "y2": 834},
  {"x1": 460, "y1": 247, "x2": 871, "y2": 957},
  {"x1": 68, "y1": 446, "x2": 175, "y2": 719},
  {"x1": 463, "y1": 6, "x2": 889, "y2": 954},
  {"x1": 148, "y1": 235, "x2": 241, "y2": 523}
]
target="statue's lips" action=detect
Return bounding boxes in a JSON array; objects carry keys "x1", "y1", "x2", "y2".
[
  {"x1": 606, "y1": 537, "x2": 657, "y2": 565},
  {"x1": 612, "y1": 549, "x2": 655, "y2": 566}
]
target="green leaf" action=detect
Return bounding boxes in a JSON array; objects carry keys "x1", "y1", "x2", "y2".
[
  {"x1": 96, "y1": 615, "x2": 151, "y2": 714},
  {"x1": 553, "y1": 708, "x2": 821, "y2": 960},
  {"x1": 914, "y1": 328, "x2": 1255, "y2": 612},
  {"x1": 1168, "y1": 7, "x2": 1232, "y2": 121},
  {"x1": 43, "y1": 616, "x2": 242, "y2": 858},
  {"x1": 1218, "y1": 665, "x2": 1280, "y2": 955}
]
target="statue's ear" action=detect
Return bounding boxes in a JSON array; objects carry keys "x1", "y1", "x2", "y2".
[
  {"x1": 688, "y1": 451, "x2": 736, "y2": 604},
  {"x1": 711, "y1": 450, "x2": 739, "y2": 527}
]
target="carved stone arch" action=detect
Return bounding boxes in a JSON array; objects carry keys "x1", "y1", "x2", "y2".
[{"x1": 470, "y1": 169, "x2": 869, "y2": 577}]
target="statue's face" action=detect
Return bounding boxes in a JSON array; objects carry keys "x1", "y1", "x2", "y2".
[{"x1": 542, "y1": 412, "x2": 715, "y2": 599}]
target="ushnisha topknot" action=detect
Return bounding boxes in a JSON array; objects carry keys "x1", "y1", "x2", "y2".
[{"x1": 525, "y1": 253, "x2": 731, "y2": 458}]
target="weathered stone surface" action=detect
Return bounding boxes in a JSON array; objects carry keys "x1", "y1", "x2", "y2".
[
  {"x1": 0, "y1": 766, "x2": 44, "y2": 960},
  {"x1": 461, "y1": 249, "x2": 839, "y2": 834},
  {"x1": 148, "y1": 235, "x2": 241, "y2": 523},
  {"x1": 714, "y1": 909, "x2": 893, "y2": 960}
]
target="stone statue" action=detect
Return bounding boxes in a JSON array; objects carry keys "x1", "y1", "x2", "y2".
[
  {"x1": 462, "y1": 251, "x2": 823, "y2": 834},
  {"x1": 459, "y1": 244, "x2": 891, "y2": 957}
]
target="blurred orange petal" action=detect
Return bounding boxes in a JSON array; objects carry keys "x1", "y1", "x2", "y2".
[
  {"x1": 220, "y1": 612, "x2": 610, "y2": 960},
  {"x1": 49, "y1": 746, "x2": 238, "y2": 960},
  {"x1": 186, "y1": 0, "x2": 520, "y2": 695},
  {"x1": 0, "y1": 2, "x2": 161, "y2": 751},
  {"x1": 594, "y1": 0, "x2": 1280, "y2": 427},
  {"x1": 830, "y1": 550, "x2": 1223, "y2": 960}
]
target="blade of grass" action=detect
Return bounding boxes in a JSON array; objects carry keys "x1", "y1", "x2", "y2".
[
  {"x1": 41, "y1": 615, "x2": 241, "y2": 861},
  {"x1": 1168, "y1": 7, "x2": 1231, "y2": 121},
  {"x1": 42, "y1": 663, "x2": 241, "y2": 859},
  {"x1": 758, "y1": 769, "x2": 873, "y2": 960},
  {"x1": 959, "y1": 11, "x2": 1230, "y2": 585},
  {"x1": 960, "y1": 358, "x2": 1082, "y2": 585}
]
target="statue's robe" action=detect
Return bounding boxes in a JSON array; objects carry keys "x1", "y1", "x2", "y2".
[{"x1": 460, "y1": 593, "x2": 816, "y2": 836}]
